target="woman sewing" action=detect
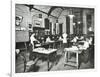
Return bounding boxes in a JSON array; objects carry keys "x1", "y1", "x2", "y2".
[{"x1": 29, "y1": 33, "x2": 40, "y2": 60}]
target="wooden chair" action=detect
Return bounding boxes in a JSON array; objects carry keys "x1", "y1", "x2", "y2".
[
  {"x1": 17, "y1": 49, "x2": 38, "y2": 72},
  {"x1": 21, "y1": 53, "x2": 39, "y2": 72}
]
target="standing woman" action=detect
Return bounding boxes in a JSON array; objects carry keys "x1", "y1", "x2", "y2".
[{"x1": 29, "y1": 33, "x2": 39, "y2": 60}]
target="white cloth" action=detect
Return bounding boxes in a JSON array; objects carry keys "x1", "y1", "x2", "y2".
[
  {"x1": 71, "y1": 37, "x2": 77, "y2": 42},
  {"x1": 15, "y1": 49, "x2": 20, "y2": 54},
  {"x1": 88, "y1": 37, "x2": 92, "y2": 45},
  {"x1": 59, "y1": 36, "x2": 63, "y2": 40},
  {"x1": 30, "y1": 34, "x2": 37, "y2": 46},
  {"x1": 71, "y1": 36, "x2": 78, "y2": 42},
  {"x1": 62, "y1": 33, "x2": 67, "y2": 43},
  {"x1": 80, "y1": 36, "x2": 84, "y2": 40},
  {"x1": 33, "y1": 48, "x2": 57, "y2": 54},
  {"x1": 76, "y1": 36, "x2": 78, "y2": 39},
  {"x1": 84, "y1": 41, "x2": 89, "y2": 48},
  {"x1": 46, "y1": 37, "x2": 51, "y2": 42},
  {"x1": 79, "y1": 41, "x2": 89, "y2": 50}
]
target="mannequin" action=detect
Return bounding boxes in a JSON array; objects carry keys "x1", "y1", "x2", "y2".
[{"x1": 62, "y1": 33, "x2": 68, "y2": 48}]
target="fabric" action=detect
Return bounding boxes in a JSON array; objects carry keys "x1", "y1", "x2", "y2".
[
  {"x1": 72, "y1": 37, "x2": 77, "y2": 42},
  {"x1": 59, "y1": 36, "x2": 63, "y2": 40},
  {"x1": 88, "y1": 37, "x2": 93, "y2": 45},
  {"x1": 83, "y1": 41, "x2": 89, "y2": 49},
  {"x1": 46, "y1": 37, "x2": 51, "y2": 42},
  {"x1": 71, "y1": 36, "x2": 78, "y2": 42}
]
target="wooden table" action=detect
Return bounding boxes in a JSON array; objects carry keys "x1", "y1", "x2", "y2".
[
  {"x1": 32, "y1": 48, "x2": 57, "y2": 71},
  {"x1": 36, "y1": 40, "x2": 62, "y2": 49},
  {"x1": 64, "y1": 46, "x2": 83, "y2": 69}
]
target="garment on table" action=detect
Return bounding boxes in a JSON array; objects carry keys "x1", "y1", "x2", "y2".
[
  {"x1": 83, "y1": 41, "x2": 89, "y2": 49},
  {"x1": 71, "y1": 36, "x2": 79, "y2": 43},
  {"x1": 88, "y1": 37, "x2": 93, "y2": 45}
]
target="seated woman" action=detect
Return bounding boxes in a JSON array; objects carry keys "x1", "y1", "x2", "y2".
[
  {"x1": 78, "y1": 38, "x2": 89, "y2": 50},
  {"x1": 78, "y1": 37, "x2": 90, "y2": 67},
  {"x1": 76, "y1": 37, "x2": 90, "y2": 68},
  {"x1": 71, "y1": 36, "x2": 79, "y2": 45}
]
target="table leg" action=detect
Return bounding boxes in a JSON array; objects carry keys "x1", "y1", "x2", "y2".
[
  {"x1": 54, "y1": 52, "x2": 57, "y2": 65},
  {"x1": 24, "y1": 42, "x2": 27, "y2": 52},
  {"x1": 60, "y1": 42, "x2": 61, "y2": 48},
  {"x1": 76, "y1": 52, "x2": 79, "y2": 69},
  {"x1": 47, "y1": 57, "x2": 50, "y2": 71},
  {"x1": 53, "y1": 43, "x2": 55, "y2": 49},
  {"x1": 60, "y1": 41, "x2": 62, "y2": 48},
  {"x1": 64, "y1": 51, "x2": 68, "y2": 63},
  {"x1": 68, "y1": 52, "x2": 71, "y2": 59}
]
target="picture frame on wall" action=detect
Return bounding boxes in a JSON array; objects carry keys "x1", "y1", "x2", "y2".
[
  {"x1": 15, "y1": 15, "x2": 23, "y2": 26},
  {"x1": 34, "y1": 20, "x2": 42, "y2": 27}
]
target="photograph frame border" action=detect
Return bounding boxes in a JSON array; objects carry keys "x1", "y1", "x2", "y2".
[{"x1": 11, "y1": 0, "x2": 96, "y2": 77}]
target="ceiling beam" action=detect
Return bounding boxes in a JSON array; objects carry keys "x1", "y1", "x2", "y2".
[
  {"x1": 24, "y1": 4, "x2": 58, "y2": 18},
  {"x1": 32, "y1": 7, "x2": 58, "y2": 19},
  {"x1": 58, "y1": 9, "x2": 64, "y2": 18},
  {"x1": 48, "y1": 6, "x2": 64, "y2": 17}
]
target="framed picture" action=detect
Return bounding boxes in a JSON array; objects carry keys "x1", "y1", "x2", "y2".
[
  {"x1": 15, "y1": 15, "x2": 23, "y2": 26},
  {"x1": 34, "y1": 20, "x2": 42, "y2": 27}
]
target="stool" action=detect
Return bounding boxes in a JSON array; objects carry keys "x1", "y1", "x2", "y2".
[{"x1": 24, "y1": 58, "x2": 39, "y2": 72}]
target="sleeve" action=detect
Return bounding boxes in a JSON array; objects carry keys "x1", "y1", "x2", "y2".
[{"x1": 30, "y1": 37, "x2": 33, "y2": 45}]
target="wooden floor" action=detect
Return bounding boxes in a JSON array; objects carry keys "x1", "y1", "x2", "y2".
[{"x1": 16, "y1": 47, "x2": 94, "y2": 73}]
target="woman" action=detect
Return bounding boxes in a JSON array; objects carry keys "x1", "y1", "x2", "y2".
[{"x1": 29, "y1": 33, "x2": 39, "y2": 60}]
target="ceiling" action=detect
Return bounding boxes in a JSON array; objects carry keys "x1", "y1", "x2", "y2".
[
  {"x1": 24, "y1": 4, "x2": 94, "y2": 19},
  {"x1": 25, "y1": 4, "x2": 64, "y2": 18}
]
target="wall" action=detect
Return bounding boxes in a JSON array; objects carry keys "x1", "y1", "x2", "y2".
[
  {"x1": 31, "y1": 9, "x2": 48, "y2": 28},
  {"x1": 82, "y1": 9, "x2": 94, "y2": 34},
  {"x1": 49, "y1": 16, "x2": 57, "y2": 34},
  {"x1": 15, "y1": 4, "x2": 94, "y2": 35},
  {"x1": 15, "y1": 4, "x2": 32, "y2": 30},
  {"x1": 58, "y1": 8, "x2": 94, "y2": 35},
  {"x1": 58, "y1": 9, "x2": 69, "y2": 33}
]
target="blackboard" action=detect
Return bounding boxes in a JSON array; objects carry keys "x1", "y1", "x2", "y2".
[{"x1": 16, "y1": 31, "x2": 29, "y2": 42}]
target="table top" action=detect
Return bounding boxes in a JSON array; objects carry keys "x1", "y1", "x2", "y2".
[
  {"x1": 33, "y1": 48, "x2": 57, "y2": 54},
  {"x1": 41, "y1": 40, "x2": 62, "y2": 45},
  {"x1": 64, "y1": 46, "x2": 83, "y2": 53}
]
